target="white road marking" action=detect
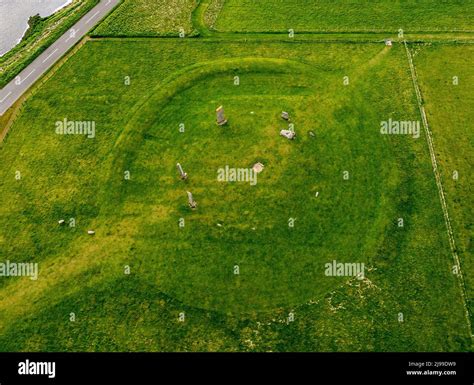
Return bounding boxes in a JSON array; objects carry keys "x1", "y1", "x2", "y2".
[
  {"x1": 19, "y1": 69, "x2": 36, "y2": 84},
  {"x1": 86, "y1": 11, "x2": 100, "y2": 24},
  {"x1": 42, "y1": 48, "x2": 59, "y2": 63},
  {"x1": 65, "y1": 28, "x2": 79, "y2": 42},
  {"x1": 0, "y1": 92, "x2": 12, "y2": 103}
]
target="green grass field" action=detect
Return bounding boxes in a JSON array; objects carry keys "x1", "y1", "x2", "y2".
[
  {"x1": 0, "y1": 1, "x2": 472, "y2": 352},
  {"x1": 212, "y1": 0, "x2": 474, "y2": 33},
  {"x1": 92, "y1": 0, "x2": 198, "y2": 37},
  {"x1": 412, "y1": 44, "x2": 474, "y2": 327},
  {"x1": 0, "y1": 39, "x2": 471, "y2": 351}
]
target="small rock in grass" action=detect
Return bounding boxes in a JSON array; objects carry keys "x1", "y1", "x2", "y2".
[
  {"x1": 252, "y1": 162, "x2": 264, "y2": 174},
  {"x1": 280, "y1": 129, "x2": 296, "y2": 140}
]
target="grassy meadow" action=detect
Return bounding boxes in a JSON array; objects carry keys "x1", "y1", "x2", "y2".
[
  {"x1": 0, "y1": 39, "x2": 471, "y2": 351},
  {"x1": 212, "y1": 0, "x2": 474, "y2": 33},
  {"x1": 91, "y1": 0, "x2": 198, "y2": 37},
  {"x1": 0, "y1": 0, "x2": 472, "y2": 352},
  {"x1": 412, "y1": 44, "x2": 474, "y2": 327}
]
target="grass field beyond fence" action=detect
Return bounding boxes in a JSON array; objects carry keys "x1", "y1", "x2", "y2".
[
  {"x1": 91, "y1": 0, "x2": 198, "y2": 37},
  {"x1": 212, "y1": 0, "x2": 474, "y2": 33}
]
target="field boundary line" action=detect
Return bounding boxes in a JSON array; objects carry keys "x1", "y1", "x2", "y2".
[
  {"x1": 403, "y1": 40, "x2": 473, "y2": 338},
  {"x1": 86, "y1": 35, "x2": 474, "y2": 46}
]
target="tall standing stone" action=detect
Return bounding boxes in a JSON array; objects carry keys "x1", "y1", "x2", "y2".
[
  {"x1": 216, "y1": 106, "x2": 228, "y2": 126},
  {"x1": 176, "y1": 163, "x2": 188, "y2": 180},
  {"x1": 187, "y1": 191, "x2": 197, "y2": 209}
]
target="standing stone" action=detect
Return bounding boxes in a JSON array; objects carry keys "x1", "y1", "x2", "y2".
[
  {"x1": 176, "y1": 163, "x2": 188, "y2": 180},
  {"x1": 216, "y1": 106, "x2": 228, "y2": 126},
  {"x1": 187, "y1": 191, "x2": 197, "y2": 209}
]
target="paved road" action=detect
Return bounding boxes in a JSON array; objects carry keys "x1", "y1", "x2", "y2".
[{"x1": 0, "y1": 0, "x2": 120, "y2": 116}]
